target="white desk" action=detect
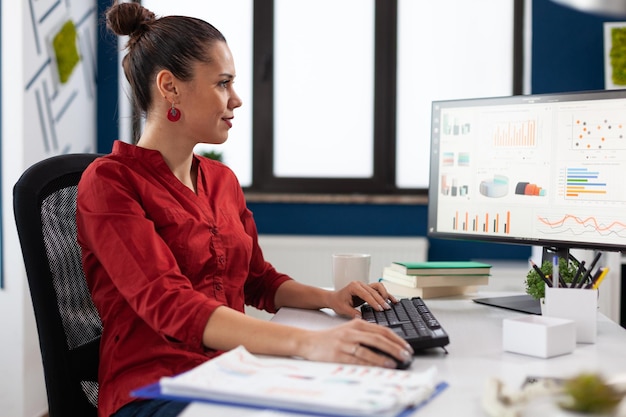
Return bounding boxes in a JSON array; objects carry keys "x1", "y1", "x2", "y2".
[{"x1": 181, "y1": 293, "x2": 626, "y2": 417}]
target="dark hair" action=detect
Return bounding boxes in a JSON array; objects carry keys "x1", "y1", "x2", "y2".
[{"x1": 105, "y1": 2, "x2": 226, "y2": 116}]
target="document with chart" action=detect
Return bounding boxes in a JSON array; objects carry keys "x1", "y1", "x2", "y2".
[{"x1": 132, "y1": 345, "x2": 446, "y2": 417}]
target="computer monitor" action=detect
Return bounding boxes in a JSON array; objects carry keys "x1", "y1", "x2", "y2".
[{"x1": 427, "y1": 89, "x2": 626, "y2": 313}]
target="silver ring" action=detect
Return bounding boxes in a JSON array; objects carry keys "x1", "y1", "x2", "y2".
[{"x1": 351, "y1": 344, "x2": 360, "y2": 356}]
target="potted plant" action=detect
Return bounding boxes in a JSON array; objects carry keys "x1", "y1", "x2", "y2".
[
  {"x1": 196, "y1": 150, "x2": 223, "y2": 162},
  {"x1": 525, "y1": 257, "x2": 577, "y2": 300}
]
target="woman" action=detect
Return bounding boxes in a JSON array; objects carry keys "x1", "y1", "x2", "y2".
[{"x1": 77, "y1": 2, "x2": 413, "y2": 416}]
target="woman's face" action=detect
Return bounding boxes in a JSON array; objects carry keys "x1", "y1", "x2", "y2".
[{"x1": 179, "y1": 41, "x2": 243, "y2": 145}]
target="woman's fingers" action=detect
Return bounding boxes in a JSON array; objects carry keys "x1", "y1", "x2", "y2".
[
  {"x1": 331, "y1": 281, "x2": 397, "y2": 317},
  {"x1": 300, "y1": 319, "x2": 413, "y2": 368}
]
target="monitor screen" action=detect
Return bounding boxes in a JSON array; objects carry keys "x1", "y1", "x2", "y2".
[{"x1": 427, "y1": 89, "x2": 626, "y2": 258}]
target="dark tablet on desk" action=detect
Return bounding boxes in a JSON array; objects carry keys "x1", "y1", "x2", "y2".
[{"x1": 472, "y1": 294, "x2": 541, "y2": 315}]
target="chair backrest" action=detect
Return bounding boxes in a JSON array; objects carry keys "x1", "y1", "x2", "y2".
[{"x1": 13, "y1": 153, "x2": 103, "y2": 417}]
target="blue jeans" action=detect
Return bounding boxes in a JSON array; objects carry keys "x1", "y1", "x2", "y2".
[{"x1": 113, "y1": 400, "x2": 190, "y2": 417}]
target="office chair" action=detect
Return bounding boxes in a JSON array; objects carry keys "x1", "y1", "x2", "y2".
[{"x1": 13, "y1": 153, "x2": 103, "y2": 417}]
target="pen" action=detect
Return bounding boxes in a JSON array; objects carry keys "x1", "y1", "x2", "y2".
[
  {"x1": 530, "y1": 260, "x2": 552, "y2": 287},
  {"x1": 578, "y1": 252, "x2": 602, "y2": 288},
  {"x1": 584, "y1": 268, "x2": 602, "y2": 289},
  {"x1": 552, "y1": 256, "x2": 560, "y2": 288},
  {"x1": 588, "y1": 267, "x2": 609, "y2": 289},
  {"x1": 569, "y1": 260, "x2": 585, "y2": 289}
]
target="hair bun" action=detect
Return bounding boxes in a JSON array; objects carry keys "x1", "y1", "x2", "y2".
[{"x1": 106, "y1": 2, "x2": 156, "y2": 37}]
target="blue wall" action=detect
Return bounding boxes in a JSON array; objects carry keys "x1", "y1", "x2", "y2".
[
  {"x1": 97, "y1": 0, "x2": 120, "y2": 154},
  {"x1": 531, "y1": 0, "x2": 620, "y2": 93}
]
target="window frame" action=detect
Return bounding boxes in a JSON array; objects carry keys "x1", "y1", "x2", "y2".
[
  {"x1": 248, "y1": 0, "x2": 525, "y2": 195},
  {"x1": 251, "y1": 0, "x2": 400, "y2": 194}
]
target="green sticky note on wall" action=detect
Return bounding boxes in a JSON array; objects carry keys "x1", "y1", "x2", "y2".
[{"x1": 52, "y1": 20, "x2": 80, "y2": 84}]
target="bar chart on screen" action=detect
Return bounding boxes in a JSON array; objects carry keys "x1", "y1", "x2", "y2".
[{"x1": 451, "y1": 210, "x2": 512, "y2": 234}]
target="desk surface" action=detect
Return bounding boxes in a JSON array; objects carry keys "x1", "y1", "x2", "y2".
[{"x1": 181, "y1": 293, "x2": 626, "y2": 417}]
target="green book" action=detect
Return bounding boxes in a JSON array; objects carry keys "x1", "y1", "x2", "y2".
[{"x1": 390, "y1": 261, "x2": 492, "y2": 276}]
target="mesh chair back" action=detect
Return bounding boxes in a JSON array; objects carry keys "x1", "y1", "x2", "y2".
[{"x1": 13, "y1": 154, "x2": 103, "y2": 417}]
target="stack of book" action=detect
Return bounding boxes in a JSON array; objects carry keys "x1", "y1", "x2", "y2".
[{"x1": 380, "y1": 261, "x2": 491, "y2": 299}]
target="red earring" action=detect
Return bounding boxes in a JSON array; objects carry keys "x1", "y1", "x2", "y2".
[{"x1": 167, "y1": 102, "x2": 181, "y2": 122}]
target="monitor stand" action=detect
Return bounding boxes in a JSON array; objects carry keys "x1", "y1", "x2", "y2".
[{"x1": 472, "y1": 294, "x2": 541, "y2": 315}]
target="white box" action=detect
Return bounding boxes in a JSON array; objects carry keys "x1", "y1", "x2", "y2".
[
  {"x1": 503, "y1": 315, "x2": 576, "y2": 358},
  {"x1": 544, "y1": 287, "x2": 598, "y2": 344}
]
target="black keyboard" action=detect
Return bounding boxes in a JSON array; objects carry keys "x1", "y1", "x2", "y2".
[{"x1": 360, "y1": 297, "x2": 450, "y2": 352}]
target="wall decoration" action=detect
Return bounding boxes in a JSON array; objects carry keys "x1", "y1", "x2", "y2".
[
  {"x1": 52, "y1": 20, "x2": 80, "y2": 84},
  {"x1": 604, "y1": 22, "x2": 626, "y2": 89}
]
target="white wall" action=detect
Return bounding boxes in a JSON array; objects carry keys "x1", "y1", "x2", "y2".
[{"x1": 1, "y1": 1, "x2": 98, "y2": 416}]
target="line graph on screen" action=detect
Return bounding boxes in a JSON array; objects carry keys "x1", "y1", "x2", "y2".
[{"x1": 536, "y1": 213, "x2": 626, "y2": 240}]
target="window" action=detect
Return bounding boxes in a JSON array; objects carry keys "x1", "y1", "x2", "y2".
[
  {"x1": 273, "y1": 0, "x2": 375, "y2": 179},
  {"x1": 138, "y1": 0, "x2": 523, "y2": 193},
  {"x1": 396, "y1": 1, "x2": 517, "y2": 189}
]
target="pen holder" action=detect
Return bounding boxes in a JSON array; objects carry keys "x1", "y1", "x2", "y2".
[{"x1": 543, "y1": 287, "x2": 598, "y2": 344}]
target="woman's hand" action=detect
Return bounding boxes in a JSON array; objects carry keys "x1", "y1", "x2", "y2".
[
  {"x1": 328, "y1": 281, "x2": 399, "y2": 318},
  {"x1": 297, "y1": 318, "x2": 413, "y2": 369}
]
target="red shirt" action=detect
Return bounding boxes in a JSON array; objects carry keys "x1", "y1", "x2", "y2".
[{"x1": 76, "y1": 141, "x2": 291, "y2": 417}]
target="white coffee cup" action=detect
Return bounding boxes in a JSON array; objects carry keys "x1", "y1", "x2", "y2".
[{"x1": 332, "y1": 253, "x2": 371, "y2": 290}]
